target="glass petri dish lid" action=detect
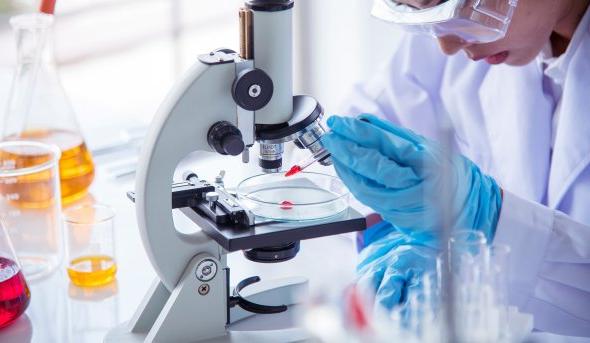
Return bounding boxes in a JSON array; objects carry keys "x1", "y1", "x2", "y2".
[{"x1": 236, "y1": 172, "x2": 350, "y2": 222}]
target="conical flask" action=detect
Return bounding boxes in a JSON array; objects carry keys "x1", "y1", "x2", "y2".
[
  {"x1": 2, "y1": 13, "x2": 95, "y2": 205},
  {"x1": 0, "y1": 221, "x2": 30, "y2": 328}
]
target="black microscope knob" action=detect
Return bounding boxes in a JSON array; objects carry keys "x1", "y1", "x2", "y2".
[
  {"x1": 207, "y1": 121, "x2": 245, "y2": 156},
  {"x1": 221, "y1": 135, "x2": 245, "y2": 156},
  {"x1": 232, "y1": 68, "x2": 273, "y2": 111}
]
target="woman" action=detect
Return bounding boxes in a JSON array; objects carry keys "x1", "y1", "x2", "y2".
[{"x1": 321, "y1": 0, "x2": 590, "y2": 336}]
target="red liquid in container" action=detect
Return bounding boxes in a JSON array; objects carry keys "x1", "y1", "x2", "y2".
[
  {"x1": 0, "y1": 257, "x2": 30, "y2": 328},
  {"x1": 280, "y1": 200, "x2": 294, "y2": 210},
  {"x1": 284, "y1": 165, "x2": 301, "y2": 177}
]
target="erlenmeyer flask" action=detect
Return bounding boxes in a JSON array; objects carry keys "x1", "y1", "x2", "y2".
[
  {"x1": 0, "y1": 221, "x2": 30, "y2": 329},
  {"x1": 2, "y1": 13, "x2": 95, "y2": 205}
]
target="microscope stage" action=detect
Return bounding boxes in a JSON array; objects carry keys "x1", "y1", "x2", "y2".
[{"x1": 179, "y1": 206, "x2": 366, "y2": 252}]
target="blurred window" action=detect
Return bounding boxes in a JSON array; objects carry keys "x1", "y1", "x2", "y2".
[{"x1": 0, "y1": 0, "x2": 242, "y2": 130}]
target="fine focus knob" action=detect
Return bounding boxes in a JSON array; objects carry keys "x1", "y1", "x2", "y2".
[
  {"x1": 207, "y1": 121, "x2": 245, "y2": 156},
  {"x1": 222, "y1": 135, "x2": 245, "y2": 156}
]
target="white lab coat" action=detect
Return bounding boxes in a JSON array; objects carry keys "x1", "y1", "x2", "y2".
[{"x1": 340, "y1": 9, "x2": 590, "y2": 337}]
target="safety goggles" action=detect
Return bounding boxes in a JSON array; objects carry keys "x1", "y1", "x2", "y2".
[{"x1": 371, "y1": 0, "x2": 518, "y2": 43}]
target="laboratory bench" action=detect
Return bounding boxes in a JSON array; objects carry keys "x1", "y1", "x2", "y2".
[{"x1": 0, "y1": 153, "x2": 360, "y2": 343}]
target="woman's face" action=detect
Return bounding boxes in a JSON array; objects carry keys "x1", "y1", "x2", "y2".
[
  {"x1": 397, "y1": 0, "x2": 579, "y2": 66},
  {"x1": 436, "y1": 0, "x2": 566, "y2": 66}
]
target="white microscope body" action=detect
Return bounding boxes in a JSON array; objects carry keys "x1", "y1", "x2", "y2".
[{"x1": 105, "y1": 1, "x2": 365, "y2": 342}]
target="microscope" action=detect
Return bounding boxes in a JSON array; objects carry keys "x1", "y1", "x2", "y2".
[{"x1": 105, "y1": 1, "x2": 366, "y2": 342}]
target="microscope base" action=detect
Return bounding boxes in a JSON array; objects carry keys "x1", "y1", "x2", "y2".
[
  {"x1": 105, "y1": 324, "x2": 309, "y2": 343},
  {"x1": 104, "y1": 275, "x2": 309, "y2": 343}
]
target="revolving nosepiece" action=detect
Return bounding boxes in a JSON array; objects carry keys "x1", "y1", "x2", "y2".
[{"x1": 255, "y1": 95, "x2": 332, "y2": 173}]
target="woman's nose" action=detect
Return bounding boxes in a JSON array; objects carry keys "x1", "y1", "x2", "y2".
[{"x1": 437, "y1": 35, "x2": 469, "y2": 55}]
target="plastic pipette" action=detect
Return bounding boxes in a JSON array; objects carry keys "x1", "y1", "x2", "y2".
[
  {"x1": 40, "y1": 0, "x2": 57, "y2": 14},
  {"x1": 284, "y1": 148, "x2": 331, "y2": 177}
]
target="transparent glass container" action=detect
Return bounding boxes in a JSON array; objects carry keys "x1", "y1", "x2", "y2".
[
  {"x1": 0, "y1": 221, "x2": 31, "y2": 329},
  {"x1": 64, "y1": 204, "x2": 117, "y2": 287},
  {"x1": 237, "y1": 172, "x2": 350, "y2": 221},
  {"x1": 2, "y1": 13, "x2": 95, "y2": 205},
  {"x1": 0, "y1": 140, "x2": 63, "y2": 280}
]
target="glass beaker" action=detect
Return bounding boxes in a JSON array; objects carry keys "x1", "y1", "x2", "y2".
[
  {"x1": 64, "y1": 204, "x2": 117, "y2": 287},
  {"x1": 0, "y1": 222, "x2": 31, "y2": 329},
  {"x1": 0, "y1": 140, "x2": 63, "y2": 280},
  {"x1": 67, "y1": 281, "x2": 119, "y2": 342},
  {"x1": 448, "y1": 230, "x2": 487, "y2": 282},
  {"x1": 2, "y1": 13, "x2": 95, "y2": 205}
]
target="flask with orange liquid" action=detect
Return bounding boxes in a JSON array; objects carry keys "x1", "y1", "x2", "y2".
[{"x1": 2, "y1": 13, "x2": 94, "y2": 206}]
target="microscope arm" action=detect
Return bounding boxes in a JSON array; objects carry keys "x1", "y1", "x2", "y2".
[{"x1": 135, "y1": 59, "x2": 238, "y2": 291}]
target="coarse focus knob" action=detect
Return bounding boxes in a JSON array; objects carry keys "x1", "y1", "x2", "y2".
[
  {"x1": 207, "y1": 121, "x2": 245, "y2": 156},
  {"x1": 232, "y1": 68, "x2": 273, "y2": 111}
]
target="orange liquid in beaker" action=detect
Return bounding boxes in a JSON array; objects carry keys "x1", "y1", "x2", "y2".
[
  {"x1": 67, "y1": 255, "x2": 117, "y2": 287},
  {"x1": 2, "y1": 129, "x2": 95, "y2": 207}
]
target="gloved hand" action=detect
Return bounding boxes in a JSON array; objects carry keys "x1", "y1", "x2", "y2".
[
  {"x1": 321, "y1": 114, "x2": 503, "y2": 241},
  {"x1": 356, "y1": 221, "x2": 438, "y2": 311}
]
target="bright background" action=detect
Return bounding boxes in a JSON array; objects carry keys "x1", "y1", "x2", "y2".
[{"x1": 0, "y1": 0, "x2": 401, "y2": 141}]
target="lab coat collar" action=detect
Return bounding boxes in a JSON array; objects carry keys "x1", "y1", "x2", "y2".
[
  {"x1": 537, "y1": 6, "x2": 589, "y2": 86},
  {"x1": 547, "y1": 11, "x2": 590, "y2": 208},
  {"x1": 536, "y1": 5, "x2": 590, "y2": 99},
  {"x1": 479, "y1": 64, "x2": 553, "y2": 204}
]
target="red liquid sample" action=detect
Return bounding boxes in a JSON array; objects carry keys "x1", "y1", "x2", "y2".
[
  {"x1": 280, "y1": 200, "x2": 294, "y2": 210},
  {"x1": 346, "y1": 286, "x2": 369, "y2": 331},
  {"x1": 284, "y1": 165, "x2": 301, "y2": 177},
  {"x1": 0, "y1": 257, "x2": 30, "y2": 328}
]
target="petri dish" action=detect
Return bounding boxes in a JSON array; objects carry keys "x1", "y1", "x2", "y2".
[{"x1": 236, "y1": 172, "x2": 350, "y2": 221}]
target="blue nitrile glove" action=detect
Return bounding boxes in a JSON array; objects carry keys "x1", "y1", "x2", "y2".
[
  {"x1": 321, "y1": 114, "x2": 503, "y2": 241},
  {"x1": 358, "y1": 220, "x2": 396, "y2": 251},
  {"x1": 356, "y1": 222, "x2": 437, "y2": 311}
]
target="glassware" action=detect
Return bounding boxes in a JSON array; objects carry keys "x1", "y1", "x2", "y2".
[
  {"x1": 484, "y1": 244, "x2": 511, "y2": 307},
  {"x1": 0, "y1": 140, "x2": 63, "y2": 279},
  {"x1": 2, "y1": 13, "x2": 95, "y2": 205},
  {"x1": 448, "y1": 230, "x2": 487, "y2": 282},
  {"x1": 64, "y1": 204, "x2": 116, "y2": 287},
  {"x1": 67, "y1": 281, "x2": 119, "y2": 342},
  {"x1": 0, "y1": 221, "x2": 31, "y2": 329},
  {"x1": 484, "y1": 244, "x2": 512, "y2": 342},
  {"x1": 237, "y1": 172, "x2": 349, "y2": 221}
]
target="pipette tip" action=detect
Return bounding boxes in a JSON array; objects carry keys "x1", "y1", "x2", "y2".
[
  {"x1": 284, "y1": 165, "x2": 301, "y2": 177},
  {"x1": 40, "y1": 0, "x2": 57, "y2": 14}
]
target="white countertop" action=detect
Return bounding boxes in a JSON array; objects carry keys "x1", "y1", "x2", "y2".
[{"x1": 0, "y1": 153, "x2": 359, "y2": 343}]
